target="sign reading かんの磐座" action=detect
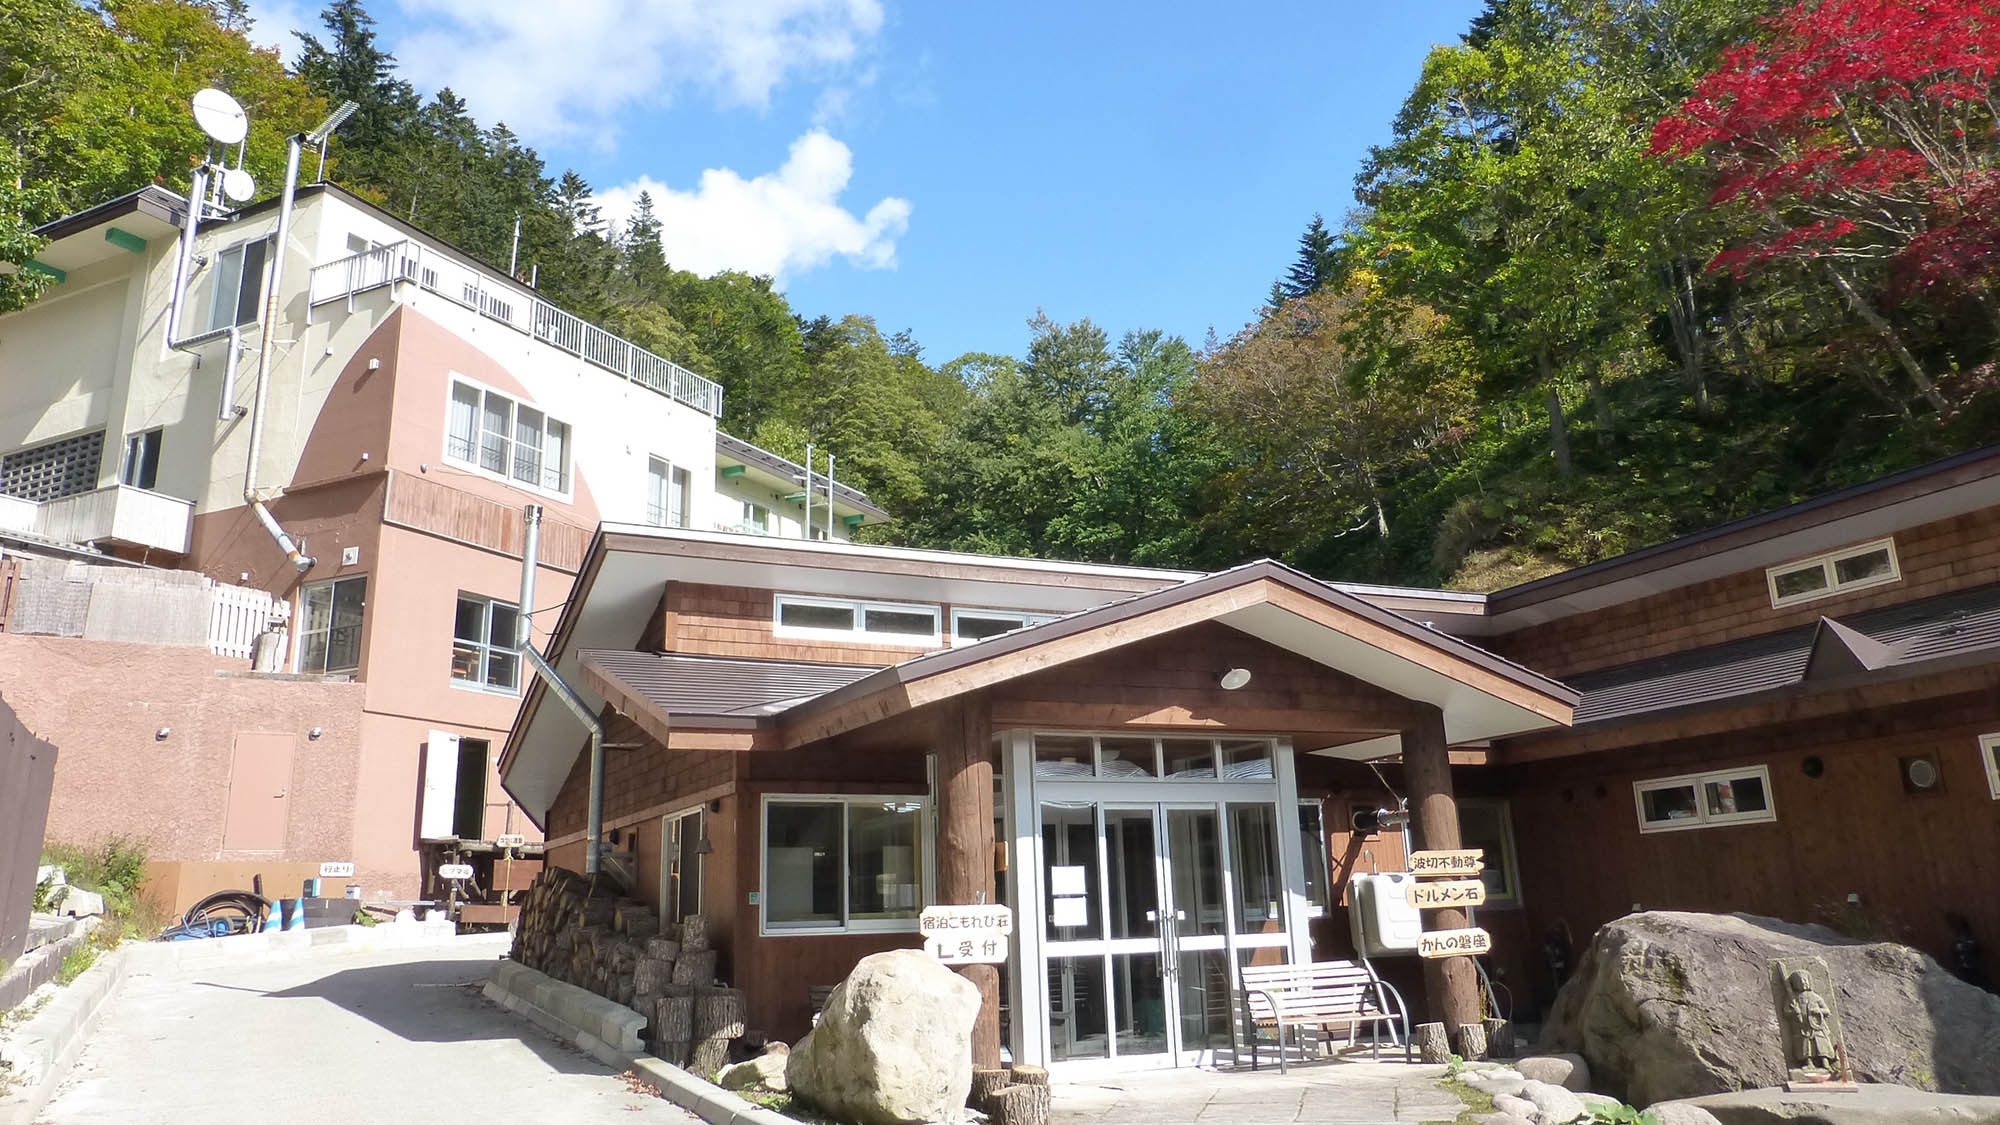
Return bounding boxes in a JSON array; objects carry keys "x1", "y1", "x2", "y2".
[
  {"x1": 1406, "y1": 879, "x2": 1487, "y2": 909},
  {"x1": 1417, "y1": 927, "x2": 1492, "y2": 959},
  {"x1": 1408, "y1": 849, "x2": 1484, "y2": 877}
]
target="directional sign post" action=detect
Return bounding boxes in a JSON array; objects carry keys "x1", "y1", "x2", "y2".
[
  {"x1": 920, "y1": 904, "x2": 1013, "y2": 965},
  {"x1": 1408, "y1": 849, "x2": 1485, "y2": 878},
  {"x1": 1417, "y1": 927, "x2": 1493, "y2": 959},
  {"x1": 438, "y1": 863, "x2": 474, "y2": 881}
]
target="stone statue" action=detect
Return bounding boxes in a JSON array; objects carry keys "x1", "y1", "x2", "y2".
[{"x1": 1784, "y1": 970, "x2": 1837, "y2": 1075}]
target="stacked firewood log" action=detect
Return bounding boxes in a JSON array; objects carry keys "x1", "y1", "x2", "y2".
[
  {"x1": 510, "y1": 868, "x2": 745, "y2": 1074},
  {"x1": 971, "y1": 1064, "x2": 1050, "y2": 1125}
]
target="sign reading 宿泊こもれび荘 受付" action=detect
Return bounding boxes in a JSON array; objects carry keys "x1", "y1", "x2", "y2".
[
  {"x1": 1405, "y1": 879, "x2": 1488, "y2": 909},
  {"x1": 1408, "y1": 849, "x2": 1484, "y2": 877},
  {"x1": 920, "y1": 905, "x2": 1014, "y2": 965},
  {"x1": 1416, "y1": 927, "x2": 1493, "y2": 959}
]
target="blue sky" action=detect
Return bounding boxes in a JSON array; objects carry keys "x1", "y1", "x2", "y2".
[{"x1": 257, "y1": 0, "x2": 1486, "y2": 363}]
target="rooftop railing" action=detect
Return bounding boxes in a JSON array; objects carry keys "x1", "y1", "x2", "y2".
[{"x1": 307, "y1": 240, "x2": 725, "y2": 418}]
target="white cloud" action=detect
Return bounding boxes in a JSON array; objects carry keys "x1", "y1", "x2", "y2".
[
  {"x1": 391, "y1": 0, "x2": 885, "y2": 140},
  {"x1": 598, "y1": 131, "x2": 910, "y2": 283},
  {"x1": 246, "y1": 0, "x2": 312, "y2": 66}
]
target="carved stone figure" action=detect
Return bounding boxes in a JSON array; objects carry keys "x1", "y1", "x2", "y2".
[
  {"x1": 1769, "y1": 956, "x2": 1853, "y2": 1090},
  {"x1": 1785, "y1": 970, "x2": 1838, "y2": 1074}
]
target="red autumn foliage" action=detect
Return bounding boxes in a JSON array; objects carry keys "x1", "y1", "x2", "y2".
[{"x1": 1651, "y1": 0, "x2": 2000, "y2": 296}]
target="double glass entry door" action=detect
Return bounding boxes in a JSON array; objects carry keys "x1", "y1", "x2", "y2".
[{"x1": 1041, "y1": 800, "x2": 1290, "y2": 1066}]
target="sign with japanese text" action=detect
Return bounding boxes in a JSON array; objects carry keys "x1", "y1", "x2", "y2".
[
  {"x1": 1408, "y1": 849, "x2": 1485, "y2": 877},
  {"x1": 920, "y1": 904, "x2": 1013, "y2": 965},
  {"x1": 1406, "y1": 879, "x2": 1488, "y2": 910},
  {"x1": 438, "y1": 863, "x2": 475, "y2": 881},
  {"x1": 1417, "y1": 927, "x2": 1493, "y2": 959},
  {"x1": 319, "y1": 862, "x2": 355, "y2": 879}
]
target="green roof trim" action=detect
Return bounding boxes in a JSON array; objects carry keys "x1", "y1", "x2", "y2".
[
  {"x1": 719, "y1": 464, "x2": 747, "y2": 478},
  {"x1": 104, "y1": 227, "x2": 147, "y2": 254},
  {"x1": 843, "y1": 513, "x2": 865, "y2": 526},
  {"x1": 782, "y1": 492, "x2": 807, "y2": 503},
  {"x1": 23, "y1": 260, "x2": 65, "y2": 283}
]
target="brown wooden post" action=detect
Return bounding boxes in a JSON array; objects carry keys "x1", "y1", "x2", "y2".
[
  {"x1": 1402, "y1": 706, "x2": 1483, "y2": 1038},
  {"x1": 935, "y1": 694, "x2": 1002, "y2": 1068}
]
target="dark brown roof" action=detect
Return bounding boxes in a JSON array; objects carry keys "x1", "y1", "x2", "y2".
[
  {"x1": 578, "y1": 650, "x2": 881, "y2": 718},
  {"x1": 1569, "y1": 581, "x2": 2000, "y2": 725}
]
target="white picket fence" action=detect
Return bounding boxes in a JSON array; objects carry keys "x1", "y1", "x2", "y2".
[{"x1": 208, "y1": 582, "x2": 290, "y2": 660}]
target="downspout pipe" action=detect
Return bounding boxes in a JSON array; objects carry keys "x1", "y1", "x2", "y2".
[
  {"x1": 515, "y1": 504, "x2": 605, "y2": 875},
  {"x1": 164, "y1": 166, "x2": 207, "y2": 347},
  {"x1": 241, "y1": 132, "x2": 314, "y2": 572}
]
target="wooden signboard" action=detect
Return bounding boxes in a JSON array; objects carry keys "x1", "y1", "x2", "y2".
[
  {"x1": 1417, "y1": 927, "x2": 1493, "y2": 959},
  {"x1": 1409, "y1": 849, "x2": 1484, "y2": 877},
  {"x1": 1406, "y1": 879, "x2": 1488, "y2": 910}
]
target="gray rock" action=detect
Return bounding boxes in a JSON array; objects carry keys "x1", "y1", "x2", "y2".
[
  {"x1": 1517, "y1": 1053, "x2": 1593, "y2": 1093},
  {"x1": 1471, "y1": 1115, "x2": 1537, "y2": 1125},
  {"x1": 1493, "y1": 1092, "x2": 1539, "y2": 1118},
  {"x1": 1544, "y1": 912, "x2": 2000, "y2": 1106},
  {"x1": 1646, "y1": 1104, "x2": 1726, "y2": 1125},
  {"x1": 58, "y1": 887, "x2": 104, "y2": 918},
  {"x1": 1522, "y1": 1079, "x2": 1588, "y2": 1123},
  {"x1": 1470, "y1": 1077, "x2": 1529, "y2": 1099},
  {"x1": 1578, "y1": 1091, "x2": 1622, "y2": 1112},
  {"x1": 1669, "y1": 1084, "x2": 2000, "y2": 1124},
  {"x1": 717, "y1": 1051, "x2": 788, "y2": 1092},
  {"x1": 785, "y1": 949, "x2": 981, "y2": 1125}
]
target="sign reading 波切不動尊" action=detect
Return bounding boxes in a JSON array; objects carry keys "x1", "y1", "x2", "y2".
[
  {"x1": 920, "y1": 904, "x2": 1014, "y2": 965},
  {"x1": 1408, "y1": 849, "x2": 1484, "y2": 877}
]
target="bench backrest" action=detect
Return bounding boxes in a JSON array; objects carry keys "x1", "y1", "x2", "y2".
[{"x1": 1240, "y1": 960, "x2": 1387, "y2": 1020}]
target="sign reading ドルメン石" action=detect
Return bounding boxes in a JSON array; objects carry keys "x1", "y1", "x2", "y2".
[
  {"x1": 1408, "y1": 849, "x2": 1484, "y2": 877},
  {"x1": 1406, "y1": 879, "x2": 1488, "y2": 909},
  {"x1": 1417, "y1": 927, "x2": 1493, "y2": 959}
]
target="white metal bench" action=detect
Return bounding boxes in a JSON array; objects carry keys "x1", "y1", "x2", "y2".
[{"x1": 1239, "y1": 960, "x2": 1413, "y2": 1072}]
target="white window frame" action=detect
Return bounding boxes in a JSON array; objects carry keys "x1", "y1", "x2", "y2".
[
  {"x1": 949, "y1": 607, "x2": 1060, "y2": 646},
  {"x1": 759, "y1": 793, "x2": 931, "y2": 936},
  {"x1": 206, "y1": 236, "x2": 270, "y2": 333},
  {"x1": 442, "y1": 375, "x2": 573, "y2": 499},
  {"x1": 122, "y1": 428, "x2": 162, "y2": 491},
  {"x1": 296, "y1": 574, "x2": 366, "y2": 675},
  {"x1": 773, "y1": 594, "x2": 942, "y2": 648},
  {"x1": 1979, "y1": 733, "x2": 2000, "y2": 800},
  {"x1": 1634, "y1": 765, "x2": 1776, "y2": 833},
  {"x1": 1766, "y1": 538, "x2": 1901, "y2": 608},
  {"x1": 450, "y1": 592, "x2": 521, "y2": 695},
  {"x1": 661, "y1": 806, "x2": 705, "y2": 926},
  {"x1": 1456, "y1": 797, "x2": 1524, "y2": 907},
  {"x1": 742, "y1": 500, "x2": 772, "y2": 534},
  {"x1": 1298, "y1": 798, "x2": 1330, "y2": 919},
  {"x1": 646, "y1": 456, "x2": 690, "y2": 528}
]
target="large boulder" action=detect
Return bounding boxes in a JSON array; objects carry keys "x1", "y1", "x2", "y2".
[
  {"x1": 1544, "y1": 912, "x2": 2000, "y2": 1106},
  {"x1": 786, "y1": 949, "x2": 981, "y2": 1125},
  {"x1": 1664, "y1": 1085, "x2": 2000, "y2": 1124}
]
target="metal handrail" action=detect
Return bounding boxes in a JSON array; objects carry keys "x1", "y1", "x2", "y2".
[{"x1": 306, "y1": 239, "x2": 724, "y2": 418}]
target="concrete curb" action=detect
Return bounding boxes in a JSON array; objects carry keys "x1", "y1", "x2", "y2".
[
  {"x1": 0, "y1": 943, "x2": 128, "y2": 1125},
  {"x1": 0, "y1": 919, "x2": 97, "y2": 1014},
  {"x1": 484, "y1": 959, "x2": 792, "y2": 1125},
  {"x1": 126, "y1": 918, "x2": 467, "y2": 977}
]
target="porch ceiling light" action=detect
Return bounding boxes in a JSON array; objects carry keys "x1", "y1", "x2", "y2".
[{"x1": 1218, "y1": 667, "x2": 1253, "y2": 691}]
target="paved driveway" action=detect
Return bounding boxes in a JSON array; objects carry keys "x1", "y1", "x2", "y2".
[{"x1": 37, "y1": 934, "x2": 694, "y2": 1125}]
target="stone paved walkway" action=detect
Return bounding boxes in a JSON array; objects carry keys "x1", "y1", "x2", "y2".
[{"x1": 1053, "y1": 1060, "x2": 1465, "y2": 1124}]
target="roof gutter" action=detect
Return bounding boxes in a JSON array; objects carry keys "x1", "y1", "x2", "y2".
[{"x1": 517, "y1": 504, "x2": 605, "y2": 874}]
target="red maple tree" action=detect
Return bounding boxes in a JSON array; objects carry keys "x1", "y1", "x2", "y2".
[{"x1": 1651, "y1": 0, "x2": 2000, "y2": 299}]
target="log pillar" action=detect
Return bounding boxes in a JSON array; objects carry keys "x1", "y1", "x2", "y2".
[
  {"x1": 935, "y1": 694, "x2": 1002, "y2": 1068},
  {"x1": 1402, "y1": 707, "x2": 1483, "y2": 1038}
]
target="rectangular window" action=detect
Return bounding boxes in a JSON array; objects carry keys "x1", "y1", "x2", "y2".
[
  {"x1": 121, "y1": 429, "x2": 162, "y2": 490},
  {"x1": 774, "y1": 595, "x2": 941, "y2": 647},
  {"x1": 762, "y1": 796, "x2": 926, "y2": 933},
  {"x1": 647, "y1": 458, "x2": 690, "y2": 527},
  {"x1": 742, "y1": 501, "x2": 771, "y2": 534},
  {"x1": 1, "y1": 430, "x2": 104, "y2": 503},
  {"x1": 662, "y1": 808, "x2": 705, "y2": 926},
  {"x1": 1456, "y1": 799, "x2": 1522, "y2": 906},
  {"x1": 951, "y1": 608, "x2": 1060, "y2": 645},
  {"x1": 298, "y1": 575, "x2": 366, "y2": 675},
  {"x1": 451, "y1": 593, "x2": 520, "y2": 692},
  {"x1": 206, "y1": 238, "x2": 268, "y2": 332},
  {"x1": 1766, "y1": 538, "x2": 1900, "y2": 608},
  {"x1": 443, "y1": 378, "x2": 572, "y2": 494},
  {"x1": 1299, "y1": 800, "x2": 1330, "y2": 919},
  {"x1": 1981, "y1": 734, "x2": 2000, "y2": 800},
  {"x1": 1634, "y1": 765, "x2": 1775, "y2": 833}
]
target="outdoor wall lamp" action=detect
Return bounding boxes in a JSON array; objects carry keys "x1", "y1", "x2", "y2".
[
  {"x1": 308, "y1": 726, "x2": 324, "y2": 740},
  {"x1": 154, "y1": 727, "x2": 171, "y2": 741},
  {"x1": 1217, "y1": 667, "x2": 1253, "y2": 690}
]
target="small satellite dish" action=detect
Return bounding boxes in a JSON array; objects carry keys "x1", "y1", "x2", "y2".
[
  {"x1": 221, "y1": 167, "x2": 257, "y2": 203},
  {"x1": 191, "y1": 88, "x2": 248, "y2": 146}
]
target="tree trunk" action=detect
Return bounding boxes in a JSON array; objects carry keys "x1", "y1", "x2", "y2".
[
  {"x1": 971, "y1": 1069, "x2": 1012, "y2": 1112},
  {"x1": 1453, "y1": 1021, "x2": 1489, "y2": 1061},
  {"x1": 1415, "y1": 1022, "x2": 1453, "y2": 1064},
  {"x1": 1586, "y1": 366, "x2": 1614, "y2": 445},
  {"x1": 1372, "y1": 495, "x2": 1390, "y2": 537},
  {"x1": 1404, "y1": 709, "x2": 1484, "y2": 1039},
  {"x1": 1821, "y1": 261, "x2": 1951, "y2": 415},
  {"x1": 992, "y1": 1084, "x2": 1052, "y2": 1125},
  {"x1": 1539, "y1": 351, "x2": 1573, "y2": 480},
  {"x1": 935, "y1": 696, "x2": 1002, "y2": 1069},
  {"x1": 1672, "y1": 260, "x2": 1712, "y2": 415},
  {"x1": 1484, "y1": 1017, "x2": 1515, "y2": 1059}
]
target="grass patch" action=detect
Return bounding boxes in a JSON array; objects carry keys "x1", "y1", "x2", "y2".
[
  {"x1": 737, "y1": 1089, "x2": 837, "y2": 1124},
  {"x1": 1426, "y1": 1077, "x2": 1497, "y2": 1125},
  {"x1": 54, "y1": 945, "x2": 97, "y2": 986},
  {"x1": 39, "y1": 837, "x2": 166, "y2": 947}
]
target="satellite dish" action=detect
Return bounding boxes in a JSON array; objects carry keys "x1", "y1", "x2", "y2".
[
  {"x1": 191, "y1": 88, "x2": 248, "y2": 146},
  {"x1": 221, "y1": 167, "x2": 257, "y2": 203}
]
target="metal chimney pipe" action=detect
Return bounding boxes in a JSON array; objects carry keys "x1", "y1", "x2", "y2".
[
  {"x1": 802, "y1": 443, "x2": 812, "y2": 540},
  {"x1": 826, "y1": 453, "x2": 836, "y2": 539},
  {"x1": 242, "y1": 133, "x2": 314, "y2": 572},
  {"x1": 515, "y1": 503, "x2": 605, "y2": 875}
]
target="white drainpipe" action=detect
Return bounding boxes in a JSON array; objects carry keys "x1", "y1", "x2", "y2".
[{"x1": 242, "y1": 133, "x2": 314, "y2": 572}]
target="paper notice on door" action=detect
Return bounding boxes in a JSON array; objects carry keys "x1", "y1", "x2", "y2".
[
  {"x1": 1051, "y1": 896, "x2": 1090, "y2": 928},
  {"x1": 1050, "y1": 865, "x2": 1089, "y2": 897}
]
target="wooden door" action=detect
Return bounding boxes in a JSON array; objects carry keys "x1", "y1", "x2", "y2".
[{"x1": 222, "y1": 733, "x2": 295, "y2": 852}]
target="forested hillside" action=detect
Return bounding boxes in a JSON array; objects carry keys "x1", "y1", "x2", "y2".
[{"x1": 4, "y1": 0, "x2": 1996, "y2": 589}]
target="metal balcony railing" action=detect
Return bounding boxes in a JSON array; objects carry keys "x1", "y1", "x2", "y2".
[{"x1": 307, "y1": 240, "x2": 725, "y2": 418}]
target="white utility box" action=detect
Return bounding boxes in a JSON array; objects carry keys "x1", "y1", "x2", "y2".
[{"x1": 1349, "y1": 872, "x2": 1424, "y2": 956}]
